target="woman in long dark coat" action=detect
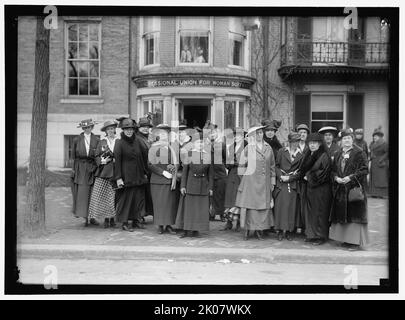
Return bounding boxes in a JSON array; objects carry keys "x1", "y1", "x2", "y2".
[
  {"x1": 369, "y1": 127, "x2": 388, "y2": 198},
  {"x1": 221, "y1": 127, "x2": 247, "y2": 231},
  {"x1": 114, "y1": 118, "x2": 149, "y2": 232},
  {"x1": 235, "y1": 125, "x2": 276, "y2": 241},
  {"x1": 273, "y1": 132, "x2": 304, "y2": 241},
  {"x1": 300, "y1": 133, "x2": 332, "y2": 245},
  {"x1": 261, "y1": 119, "x2": 283, "y2": 157},
  {"x1": 329, "y1": 129, "x2": 369, "y2": 250},
  {"x1": 88, "y1": 120, "x2": 118, "y2": 228},
  {"x1": 71, "y1": 119, "x2": 100, "y2": 227},
  {"x1": 175, "y1": 139, "x2": 214, "y2": 238},
  {"x1": 149, "y1": 124, "x2": 178, "y2": 234}
]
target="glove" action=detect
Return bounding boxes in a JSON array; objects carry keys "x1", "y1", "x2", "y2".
[
  {"x1": 163, "y1": 171, "x2": 173, "y2": 179},
  {"x1": 116, "y1": 179, "x2": 124, "y2": 188}
]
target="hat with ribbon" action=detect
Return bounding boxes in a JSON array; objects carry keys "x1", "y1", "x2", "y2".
[
  {"x1": 288, "y1": 132, "x2": 301, "y2": 142},
  {"x1": 354, "y1": 128, "x2": 364, "y2": 135},
  {"x1": 262, "y1": 119, "x2": 282, "y2": 131},
  {"x1": 247, "y1": 125, "x2": 265, "y2": 137},
  {"x1": 318, "y1": 126, "x2": 338, "y2": 135},
  {"x1": 120, "y1": 118, "x2": 137, "y2": 129},
  {"x1": 296, "y1": 123, "x2": 310, "y2": 133},
  {"x1": 77, "y1": 119, "x2": 98, "y2": 128},
  {"x1": 100, "y1": 120, "x2": 118, "y2": 132},
  {"x1": 138, "y1": 117, "x2": 154, "y2": 128},
  {"x1": 307, "y1": 132, "x2": 323, "y2": 143},
  {"x1": 339, "y1": 128, "x2": 354, "y2": 138},
  {"x1": 372, "y1": 126, "x2": 384, "y2": 137}
]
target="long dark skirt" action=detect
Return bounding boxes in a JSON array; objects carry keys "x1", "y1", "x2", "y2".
[
  {"x1": 88, "y1": 177, "x2": 116, "y2": 220},
  {"x1": 369, "y1": 160, "x2": 388, "y2": 197},
  {"x1": 304, "y1": 183, "x2": 332, "y2": 240},
  {"x1": 115, "y1": 185, "x2": 145, "y2": 223},
  {"x1": 224, "y1": 169, "x2": 240, "y2": 209},
  {"x1": 143, "y1": 182, "x2": 154, "y2": 216},
  {"x1": 296, "y1": 181, "x2": 306, "y2": 229},
  {"x1": 274, "y1": 184, "x2": 298, "y2": 232},
  {"x1": 240, "y1": 208, "x2": 273, "y2": 231},
  {"x1": 213, "y1": 177, "x2": 226, "y2": 215},
  {"x1": 151, "y1": 184, "x2": 178, "y2": 226},
  {"x1": 71, "y1": 183, "x2": 92, "y2": 218},
  {"x1": 175, "y1": 194, "x2": 209, "y2": 231},
  {"x1": 329, "y1": 222, "x2": 369, "y2": 246}
]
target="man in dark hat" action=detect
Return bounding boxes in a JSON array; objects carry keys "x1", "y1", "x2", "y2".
[
  {"x1": 261, "y1": 119, "x2": 283, "y2": 158},
  {"x1": 136, "y1": 117, "x2": 154, "y2": 221},
  {"x1": 354, "y1": 128, "x2": 369, "y2": 160}
]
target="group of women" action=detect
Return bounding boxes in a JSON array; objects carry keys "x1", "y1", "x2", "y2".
[{"x1": 70, "y1": 117, "x2": 388, "y2": 251}]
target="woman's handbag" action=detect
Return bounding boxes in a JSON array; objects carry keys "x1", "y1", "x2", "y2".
[{"x1": 348, "y1": 176, "x2": 365, "y2": 202}]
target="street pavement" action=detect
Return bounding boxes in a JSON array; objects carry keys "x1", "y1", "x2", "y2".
[{"x1": 17, "y1": 187, "x2": 389, "y2": 266}]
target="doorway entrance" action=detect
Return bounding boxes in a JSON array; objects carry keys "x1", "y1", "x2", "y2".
[{"x1": 178, "y1": 99, "x2": 212, "y2": 130}]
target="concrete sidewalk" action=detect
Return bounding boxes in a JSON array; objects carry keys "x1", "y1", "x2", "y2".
[{"x1": 17, "y1": 187, "x2": 389, "y2": 265}]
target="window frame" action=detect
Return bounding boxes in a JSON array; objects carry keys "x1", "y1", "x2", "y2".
[
  {"x1": 228, "y1": 17, "x2": 249, "y2": 70},
  {"x1": 142, "y1": 98, "x2": 165, "y2": 125},
  {"x1": 310, "y1": 93, "x2": 346, "y2": 130},
  {"x1": 224, "y1": 98, "x2": 246, "y2": 129},
  {"x1": 175, "y1": 16, "x2": 213, "y2": 67},
  {"x1": 140, "y1": 16, "x2": 161, "y2": 69},
  {"x1": 64, "y1": 21, "x2": 102, "y2": 98}
]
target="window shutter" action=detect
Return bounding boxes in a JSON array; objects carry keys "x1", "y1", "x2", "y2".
[
  {"x1": 294, "y1": 93, "x2": 311, "y2": 130},
  {"x1": 347, "y1": 94, "x2": 364, "y2": 130}
]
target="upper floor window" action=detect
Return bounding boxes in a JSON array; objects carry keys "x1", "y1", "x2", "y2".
[
  {"x1": 178, "y1": 17, "x2": 211, "y2": 65},
  {"x1": 66, "y1": 22, "x2": 101, "y2": 96},
  {"x1": 229, "y1": 17, "x2": 247, "y2": 68},
  {"x1": 142, "y1": 17, "x2": 160, "y2": 66}
]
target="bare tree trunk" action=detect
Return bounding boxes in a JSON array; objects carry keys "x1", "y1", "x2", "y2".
[
  {"x1": 25, "y1": 16, "x2": 50, "y2": 236},
  {"x1": 261, "y1": 17, "x2": 269, "y2": 120}
]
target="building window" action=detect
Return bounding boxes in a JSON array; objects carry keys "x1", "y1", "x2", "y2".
[
  {"x1": 143, "y1": 99, "x2": 164, "y2": 126},
  {"x1": 229, "y1": 17, "x2": 246, "y2": 67},
  {"x1": 178, "y1": 17, "x2": 211, "y2": 64},
  {"x1": 224, "y1": 100, "x2": 245, "y2": 129},
  {"x1": 66, "y1": 22, "x2": 101, "y2": 96},
  {"x1": 142, "y1": 17, "x2": 160, "y2": 66},
  {"x1": 310, "y1": 94, "x2": 344, "y2": 132}
]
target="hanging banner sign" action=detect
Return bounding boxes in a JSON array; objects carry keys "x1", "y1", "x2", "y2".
[{"x1": 136, "y1": 78, "x2": 252, "y2": 89}]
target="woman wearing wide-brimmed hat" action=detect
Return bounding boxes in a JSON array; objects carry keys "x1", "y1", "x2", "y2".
[
  {"x1": 136, "y1": 117, "x2": 155, "y2": 221},
  {"x1": 149, "y1": 124, "x2": 179, "y2": 234},
  {"x1": 88, "y1": 120, "x2": 119, "y2": 228},
  {"x1": 175, "y1": 139, "x2": 214, "y2": 238},
  {"x1": 329, "y1": 128, "x2": 369, "y2": 250},
  {"x1": 273, "y1": 132, "x2": 304, "y2": 241},
  {"x1": 221, "y1": 127, "x2": 248, "y2": 231},
  {"x1": 235, "y1": 125, "x2": 276, "y2": 240},
  {"x1": 300, "y1": 133, "x2": 332, "y2": 245},
  {"x1": 369, "y1": 126, "x2": 388, "y2": 198},
  {"x1": 71, "y1": 119, "x2": 100, "y2": 226},
  {"x1": 114, "y1": 118, "x2": 149, "y2": 232},
  {"x1": 318, "y1": 126, "x2": 340, "y2": 161}
]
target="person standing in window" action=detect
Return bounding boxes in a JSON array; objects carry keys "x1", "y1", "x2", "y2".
[
  {"x1": 136, "y1": 117, "x2": 154, "y2": 225},
  {"x1": 300, "y1": 133, "x2": 332, "y2": 245},
  {"x1": 235, "y1": 125, "x2": 276, "y2": 241},
  {"x1": 273, "y1": 132, "x2": 303, "y2": 241},
  {"x1": 180, "y1": 44, "x2": 193, "y2": 63},
  {"x1": 149, "y1": 124, "x2": 179, "y2": 235},
  {"x1": 88, "y1": 120, "x2": 118, "y2": 228},
  {"x1": 71, "y1": 119, "x2": 100, "y2": 227},
  {"x1": 318, "y1": 126, "x2": 340, "y2": 162},
  {"x1": 329, "y1": 128, "x2": 369, "y2": 251},
  {"x1": 194, "y1": 47, "x2": 206, "y2": 63},
  {"x1": 369, "y1": 127, "x2": 389, "y2": 198},
  {"x1": 114, "y1": 118, "x2": 149, "y2": 232},
  {"x1": 176, "y1": 139, "x2": 214, "y2": 238}
]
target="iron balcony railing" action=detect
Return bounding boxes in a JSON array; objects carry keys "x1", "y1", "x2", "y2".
[{"x1": 281, "y1": 41, "x2": 390, "y2": 66}]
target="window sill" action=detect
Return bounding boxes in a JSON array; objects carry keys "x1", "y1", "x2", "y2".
[
  {"x1": 60, "y1": 98, "x2": 104, "y2": 104},
  {"x1": 227, "y1": 64, "x2": 247, "y2": 70},
  {"x1": 142, "y1": 64, "x2": 160, "y2": 69},
  {"x1": 177, "y1": 63, "x2": 211, "y2": 67}
]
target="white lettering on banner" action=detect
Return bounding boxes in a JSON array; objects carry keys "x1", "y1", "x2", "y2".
[{"x1": 139, "y1": 78, "x2": 250, "y2": 89}]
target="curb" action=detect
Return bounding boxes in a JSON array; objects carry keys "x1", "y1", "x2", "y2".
[{"x1": 18, "y1": 244, "x2": 388, "y2": 265}]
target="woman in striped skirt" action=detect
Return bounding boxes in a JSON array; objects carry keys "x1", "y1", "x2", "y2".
[{"x1": 88, "y1": 120, "x2": 119, "y2": 228}]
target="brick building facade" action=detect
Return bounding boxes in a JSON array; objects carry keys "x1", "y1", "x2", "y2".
[{"x1": 17, "y1": 15, "x2": 390, "y2": 168}]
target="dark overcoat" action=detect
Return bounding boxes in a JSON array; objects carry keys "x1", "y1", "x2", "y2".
[
  {"x1": 329, "y1": 146, "x2": 368, "y2": 224},
  {"x1": 94, "y1": 137, "x2": 118, "y2": 180},
  {"x1": 71, "y1": 133, "x2": 99, "y2": 185},
  {"x1": 369, "y1": 140, "x2": 389, "y2": 189}
]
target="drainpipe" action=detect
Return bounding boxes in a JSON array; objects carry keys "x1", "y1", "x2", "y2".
[
  {"x1": 262, "y1": 16, "x2": 269, "y2": 120},
  {"x1": 128, "y1": 16, "x2": 132, "y2": 117}
]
